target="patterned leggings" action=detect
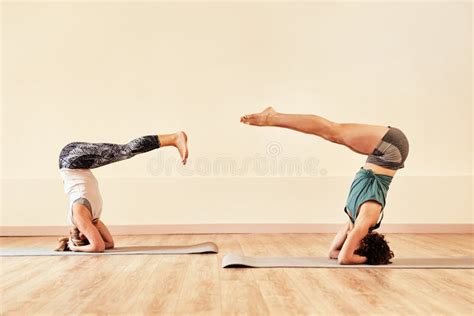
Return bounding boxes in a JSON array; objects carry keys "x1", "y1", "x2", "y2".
[{"x1": 59, "y1": 135, "x2": 161, "y2": 169}]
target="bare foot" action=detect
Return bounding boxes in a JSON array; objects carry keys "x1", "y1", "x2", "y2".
[
  {"x1": 175, "y1": 131, "x2": 189, "y2": 165},
  {"x1": 240, "y1": 106, "x2": 277, "y2": 126},
  {"x1": 156, "y1": 132, "x2": 189, "y2": 164}
]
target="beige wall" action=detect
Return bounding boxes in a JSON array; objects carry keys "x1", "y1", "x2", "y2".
[{"x1": 1, "y1": 2, "x2": 472, "y2": 226}]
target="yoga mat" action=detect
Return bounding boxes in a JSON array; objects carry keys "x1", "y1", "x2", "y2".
[
  {"x1": 0, "y1": 242, "x2": 218, "y2": 257},
  {"x1": 221, "y1": 254, "x2": 474, "y2": 269}
]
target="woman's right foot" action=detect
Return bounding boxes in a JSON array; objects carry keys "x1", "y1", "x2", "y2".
[
  {"x1": 240, "y1": 106, "x2": 277, "y2": 126},
  {"x1": 174, "y1": 131, "x2": 189, "y2": 165}
]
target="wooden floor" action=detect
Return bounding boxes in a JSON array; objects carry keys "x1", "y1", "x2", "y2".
[{"x1": 1, "y1": 234, "x2": 473, "y2": 315}]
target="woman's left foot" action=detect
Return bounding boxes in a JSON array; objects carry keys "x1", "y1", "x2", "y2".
[
  {"x1": 240, "y1": 106, "x2": 276, "y2": 126},
  {"x1": 175, "y1": 131, "x2": 189, "y2": 165}
]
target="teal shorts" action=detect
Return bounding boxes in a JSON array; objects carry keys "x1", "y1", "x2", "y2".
[{"x1": 344, "y1": 168, "x2": 393, "y2": 231}]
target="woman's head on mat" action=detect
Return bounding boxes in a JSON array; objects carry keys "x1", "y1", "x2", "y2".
[
  {"x1": 355, "y1": 232, "x2": 394, "y2": 265},
  {"x1": 332, "y1": 201, "x2": 396, "y2": 265},
  {"x1": 55, "y1": 227, "x2": 90, "y2": 251}
]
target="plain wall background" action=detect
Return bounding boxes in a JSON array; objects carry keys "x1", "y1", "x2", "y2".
[{"x1": 1, "y1": 2, "x2": 472, "y2": 226}]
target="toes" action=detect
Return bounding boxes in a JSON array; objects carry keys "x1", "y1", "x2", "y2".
[
  {"x1": 181, "y1": 146, "x2": 189, "y2": 165},
  {"x1": 241, "y1": 113, "x2": 260, "y2": 125}
]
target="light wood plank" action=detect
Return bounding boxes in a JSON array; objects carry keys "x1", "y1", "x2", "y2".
[{"x1": 1, "y1": 234, "x2": 473, "y2": 315}]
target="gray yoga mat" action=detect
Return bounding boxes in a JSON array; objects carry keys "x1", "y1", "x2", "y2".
[
  {"x1": 221, "y1": 254, "x2": 474, "y2": 269},
  {"x1": 0, "y1": 242, "x2": 218, "y2": 257}
]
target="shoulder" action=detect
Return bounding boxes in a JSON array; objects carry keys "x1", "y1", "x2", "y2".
[
  {"x1": 357, "y1": 201, "x2": 382, "y2": 221},
  {"x1": 72, "y1": 203, "x2": 93, "y2": 224}
]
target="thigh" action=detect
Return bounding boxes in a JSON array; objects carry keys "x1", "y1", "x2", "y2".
[
  {"x1": 59, "y1": 142, "x2": 129, "y2": 169},
  {"x1": 338, "y1": 124, "x2": 389, "y2": 155}
]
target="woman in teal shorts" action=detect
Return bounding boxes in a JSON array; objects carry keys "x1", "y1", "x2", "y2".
[{"x1": 241, "y1": 107, "x2": 409, "y2": 265}]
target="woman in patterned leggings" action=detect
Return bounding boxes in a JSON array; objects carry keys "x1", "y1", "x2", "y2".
[{"x1": 56, "y1": 132, "x2": 188, "y2": 252}]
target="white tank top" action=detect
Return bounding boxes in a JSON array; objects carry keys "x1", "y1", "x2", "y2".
[{"x1": 60, "y1": 168, "x2": 103, "y2": 225}]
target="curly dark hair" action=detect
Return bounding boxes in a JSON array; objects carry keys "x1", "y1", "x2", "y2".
[{"x1": 355, "y1": 232, "x2": 394, "y2": 265}]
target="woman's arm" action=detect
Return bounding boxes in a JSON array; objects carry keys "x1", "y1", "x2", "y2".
[
  {"x1": 338, "y1": 201, "x2": 383, "y2": 264},
  {"x1": 68, "y1": 239, "x2": 104, "y2": 253},
  {"x1": 69, "y1": 205, "x2": 105, "y2": 252},
  {"x1": 328, "y1": 221, "x2": 351, "y2": 259},
  {"x1": 94, "y1": 220, "x2": 114, "y2": 249},
  {"x1": 338, "y1": 223, "x2": 370, "y2": 265}
]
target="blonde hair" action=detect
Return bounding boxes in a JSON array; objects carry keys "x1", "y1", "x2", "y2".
[{"x1": 55, "y1": 223, "x2": 96, "y2": 251}]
